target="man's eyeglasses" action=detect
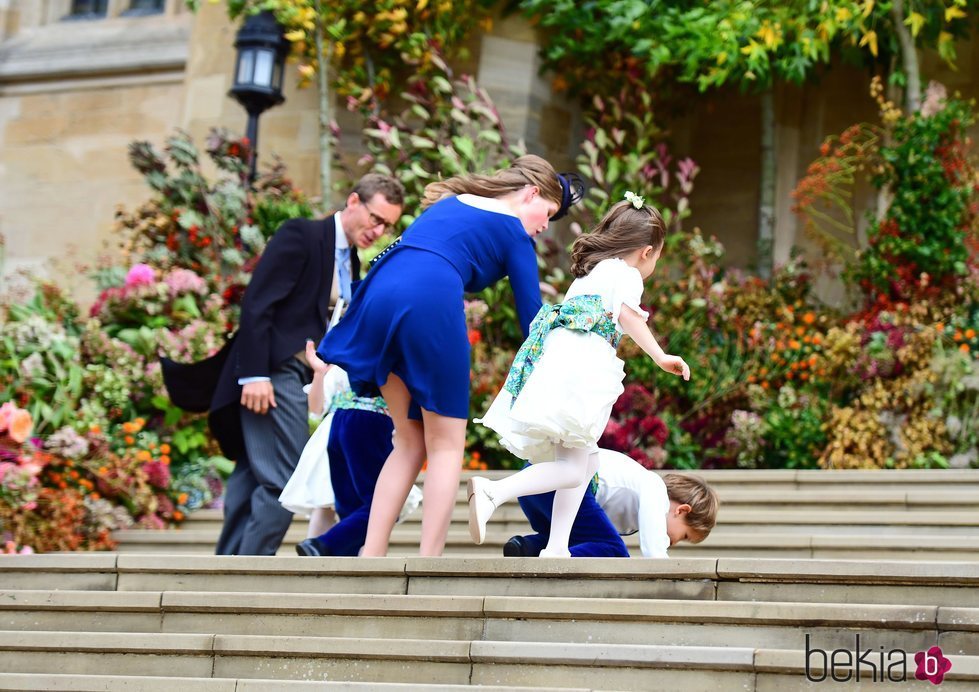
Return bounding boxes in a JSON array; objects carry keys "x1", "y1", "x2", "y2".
[{"x1": 361, "y1": 199, "x2": 398, "y2": 232}]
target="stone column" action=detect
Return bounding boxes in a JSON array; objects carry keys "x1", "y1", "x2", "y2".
[{"x1": 475, "y1": 12, "x2": 575, "y2": 168}]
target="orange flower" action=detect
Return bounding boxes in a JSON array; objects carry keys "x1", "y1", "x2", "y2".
[
  {"x1": 961, "y1": 343, "x2": 971, "y2": 354},
  {"x1": 795, "y1": 326, "x2": 805, "y2": 337},
  {"x1": 8, "y1": 407, "x2": 33, "y2": 443},
  {"x1": 173, "y1": 511, "x2": 184, "y2": 522},
  {"x1": 160, "y1": 455, "x2": 171, "y2": 465},
  {"x1": 122, "y1": 422, "x2": 134, "y2": 434},
  {"x1": 789, "y1": 339, "x2": 802, "y2": 350},
  {"x1": 134, "y1": 417, "x2": 146, "y2": 428},
  {"x1": 967, "y1": 329, "x2": 977, "y2": 340},
  {"x1": 935, "y1": 322, "x2": 945, "y2": 332},
  {"x1": 89, "y1": 424, "x2": 101, "y2": 435},
  {"x1": 803, "y1": 312, "x2": 816, "y2": 325},
  {"x1": 124, "y1": 435, "x2": 135, "y2": 445},
  {"x1": 160, "y1": 443, "x2": 171, "y2": 455},
  {"x1": 954, "y1": 331, "x2": 963, "y2": 341},
  {"x1": 90, "y1": 492, "x2": 100, "y2": 500},
  {"x1": 136, "y1": 450, "x2": 151, "y2": 462},
  {"x1": 177, "y1": 493, "x2": 189, "y2": 504},
  {"x1": 812, "y1": 335, "x2": 822, "y2": 346}
]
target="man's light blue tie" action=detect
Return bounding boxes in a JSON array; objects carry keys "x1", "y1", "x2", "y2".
[{"x1": 336, "y1": 246, "x2": 352, "y2": 303}]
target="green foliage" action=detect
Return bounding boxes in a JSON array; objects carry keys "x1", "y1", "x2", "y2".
[
  {"x1": 518, "y1": 1, "x2": 979, "y2": 101},
  {"x1": 199, "y1": 0, "x2": 496, "y2": 107},
  {"x1": 574, "y1": 89, "x2": 698, "y2": 232},
  {"x1": 0, "y1": 128, "x2": 317, "y2": 552},
  {"x1": 853, "y1": 92, "x2": 976, "y2": 300},
  {"x1": 119, "y1": 129, "x2": 312, "y2": 300},
  {"x1": 0, "y1": 290, "x2": 85, "y2": 436},
  {"x1": 349, "y1": 55, "x2": 525, "y2": 230}
]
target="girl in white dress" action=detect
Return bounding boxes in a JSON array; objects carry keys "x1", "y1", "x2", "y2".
[{"x1": 471, "y1": 194, "x2": 691, "y2": 556}]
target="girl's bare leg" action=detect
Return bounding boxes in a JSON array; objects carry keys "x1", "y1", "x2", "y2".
[
  {"x1": 307, "y1": 507, "x2": 338, "y2": 538},
  {"x1": 419, "y1": 409, "x2": 467, "y2": 556},
  {"x1": 361, "y1": 374, "x2": 425, "y2": 556}
]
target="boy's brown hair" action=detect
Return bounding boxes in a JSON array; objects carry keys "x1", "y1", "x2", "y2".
[{"x1": 663, "y1": 473, "x2": 719, "y2": 539}]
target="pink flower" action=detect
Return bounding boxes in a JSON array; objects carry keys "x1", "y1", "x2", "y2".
[
  {"x1": 124, "y1": 263, "x2": 156, "y2": 288},
  {"x1": 164, "y1": 268, "x2": 207, "y2": 297},
  {"x1": 143, "y1": 460, "x2": 171, "y2": 489},
  {"x1": 639, "y1": 415, "x2": 669, "y2": 446}
]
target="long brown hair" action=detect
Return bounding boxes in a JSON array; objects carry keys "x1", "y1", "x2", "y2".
[
  {"x1": 420, "y1": 155, "x2": 562, "y2": 210},
  {"x1": 569, "y1": 200, "x2": 666, "y2": 278}
]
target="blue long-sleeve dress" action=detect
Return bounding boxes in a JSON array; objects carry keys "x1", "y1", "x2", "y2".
[{"x1": 318, "y1": 196, "x2": 543, "y2": 420}]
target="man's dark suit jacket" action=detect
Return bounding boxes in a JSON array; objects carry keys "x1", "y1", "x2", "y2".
[{"x1": 161, "y1": 215, "x2": 359, "y2": 460}]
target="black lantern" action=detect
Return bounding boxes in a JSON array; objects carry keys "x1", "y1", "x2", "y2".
[{"x1": 229, "y1": 11, "x2": 289, "y2": 182}]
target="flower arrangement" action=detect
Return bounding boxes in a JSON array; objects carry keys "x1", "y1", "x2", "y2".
[{"x1": 0, "y1": 128, "x2": 311, "y2": 551}]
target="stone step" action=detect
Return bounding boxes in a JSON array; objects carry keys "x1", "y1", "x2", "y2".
[
  {"x1": 0, "y1": 675, "x2": 569, "y2": 692},
  {"x1": 109, "y1": 526, "x2": 979, "y2": 561},
  {"x1": 2, "y1": 589, "x2": 977, "y2": 656},
  {"x1": 456, "y1": 468, "x2": 979, "y2": 490},
  {"x1": 3, "y1": 554, "x2": 978, "y2": 606},
  {"x1": 179, "y1": 506, "x2": 979, "y2": 533},
  {"x1": 0, "y1": 631, "x2": 976, "y2": 690}
]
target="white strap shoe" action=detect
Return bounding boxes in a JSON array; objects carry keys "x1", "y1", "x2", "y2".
[{"x1": 467, "y1": 477, "x2": 496, "y2": 545}]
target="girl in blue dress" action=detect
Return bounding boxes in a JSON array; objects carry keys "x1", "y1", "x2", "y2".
[{"x1": 318, "y1": 155, "x2": 583, "y2": 556}]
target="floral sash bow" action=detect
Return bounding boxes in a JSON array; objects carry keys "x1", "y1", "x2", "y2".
[
  {"x1": 503, "y1": 294, "x2": 621, "y2": 405},
  {"x1": 330, "y1": 390, "x2": 389, "y2": 417}
]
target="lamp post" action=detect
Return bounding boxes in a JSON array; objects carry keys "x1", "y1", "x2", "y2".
[{"x1": 229, "y1": 11, "x2": 289, "y2": 183}]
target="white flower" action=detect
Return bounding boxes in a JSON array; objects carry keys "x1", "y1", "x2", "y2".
[
  {"x1": 946, "y1": 415, "x2": 963, "y2": 439},
  {"x1": 19, "y1": 352, "x2": 45, "y2": 378},
  {"x1": 949, "y1": 449, "x2": 977, "y2": 469},
  {"x1": 624, "y1": 190, "x2": 645, "y2": 209}
]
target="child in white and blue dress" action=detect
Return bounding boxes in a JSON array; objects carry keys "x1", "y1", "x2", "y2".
[
  {"x1": 471, "y1": 194, "x2": 691, "y2": 557},
  {"x1": 279, "y1": 342, "x2": 420, "y2": 556}
]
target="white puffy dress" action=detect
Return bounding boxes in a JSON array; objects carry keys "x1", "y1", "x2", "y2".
[
  {"x1": 279, "y1": 367, "x2": 421, "y2": 520},
  {"x1": 477, "y1": 258, "x2": 647, "y2": 463}
]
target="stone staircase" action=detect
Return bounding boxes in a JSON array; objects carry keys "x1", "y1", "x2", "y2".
[
  {"x1": 114, "y1": 469, "x2": 979, "y2": 560},
  {"x1": 1, "y1": 469, "x2": 977, "y2": 690}
]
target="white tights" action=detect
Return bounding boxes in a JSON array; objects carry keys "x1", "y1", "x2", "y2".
[{"x1": 484, "y1": 446, "x2": 599, "y2": 556}]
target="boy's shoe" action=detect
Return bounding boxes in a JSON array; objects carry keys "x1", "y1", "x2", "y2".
[
  {"x1": 467, "y1": 476, "x2": 495, "y2": 545},
  {"x1": 295, "y1": 538, "x2": 326, "y2": 557},
  {"x1": 503, "y1": 535, "x2": 531, "y2": 557}
]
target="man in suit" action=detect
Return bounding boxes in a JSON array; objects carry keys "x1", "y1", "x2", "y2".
[{"x1": 212, "y1": 173, "x2": 405, "y2": 555}]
